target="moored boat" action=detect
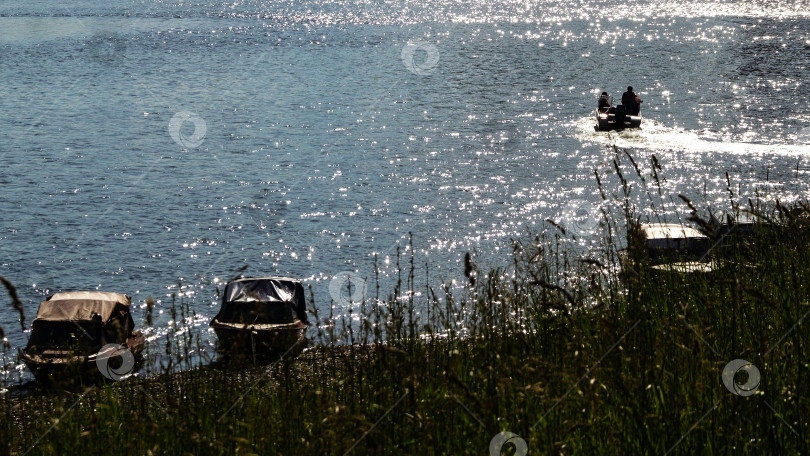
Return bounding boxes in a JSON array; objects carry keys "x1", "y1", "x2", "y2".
[
  {"x1": 621, "y1": 223, "x2": 715, "y2": 276},
  {"x1": 210, "y1": 277, "x2": 309, "y2": 359},
  {"x1": 21, "y1": 291, "x2": 145, "y2": 384}
]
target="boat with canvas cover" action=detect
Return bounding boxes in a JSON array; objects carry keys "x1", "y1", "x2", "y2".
[{"x1": 21, "y1": 291, "x2": 145, "y2": 383}]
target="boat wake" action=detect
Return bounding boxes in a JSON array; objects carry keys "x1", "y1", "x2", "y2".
[{"x1": 574, "y1": 117, "x2": 810, "y2": 156}]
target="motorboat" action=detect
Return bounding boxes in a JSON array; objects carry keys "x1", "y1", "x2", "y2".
[
  {"x1": 621, "y1": 223, "x2": 715, "y2": 276},
  {"x1": 210, "y1": 277, "x2": 309, "y2": 358},
  {"x1": 21, "y1": 291, "x2": 145, "y2": 383},
  {"x1": 595, "y1": 105, "x2": 642, "y2": 131},
  {"x1": 595, "y1": 93, "x2": 641, "y2": 131}
]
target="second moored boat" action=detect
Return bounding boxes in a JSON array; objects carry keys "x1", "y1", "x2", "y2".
[
  {"x1": 621, "y1": 223, "x2": 715, "y2": 275},
  {"x1": 210, "y1": 277, "x2": 310, "y2": 358}
]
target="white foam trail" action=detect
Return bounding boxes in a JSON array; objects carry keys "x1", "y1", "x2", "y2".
[{"x1": 574, "y1": 116, "x2": 810, "y2": 156}]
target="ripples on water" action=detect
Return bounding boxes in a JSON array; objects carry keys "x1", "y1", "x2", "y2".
[{"x1": 1, "y1": 0, "x2": 810, "y2": 379}]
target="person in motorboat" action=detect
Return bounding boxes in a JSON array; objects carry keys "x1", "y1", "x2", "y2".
[
  {"x1": 598, "y1": 92, "x2": 612, "y2": 111},
  {"x1": 621, "y1": 86, "x2": 642, "y2": 115}
]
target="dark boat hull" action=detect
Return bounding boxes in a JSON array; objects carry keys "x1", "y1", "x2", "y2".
[
  {"x1": 21, "y1": 333, "x2": 146, "y2": 384},
  {"x1": 211, "y1": 319, "x2": 307, "y2": 359},
  {"x1": 595, "y1": 109, "x2": 642, "y2": 131}
]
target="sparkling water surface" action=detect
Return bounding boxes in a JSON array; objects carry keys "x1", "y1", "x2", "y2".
[{"x1": 2, "y1": 0, "x2": 810, "y2": 380}]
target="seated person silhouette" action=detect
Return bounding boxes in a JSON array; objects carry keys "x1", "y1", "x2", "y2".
[
  {"x1": 621, "y1": 86, "x2": 642, "y2": 115},
  {"x1": 598, "y1": 92, "x2": 612, "y2": 111}
]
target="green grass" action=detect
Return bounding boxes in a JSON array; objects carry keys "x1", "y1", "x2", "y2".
[{"x1": 1, "y1": 151, "x2": 809, "y2": 455}]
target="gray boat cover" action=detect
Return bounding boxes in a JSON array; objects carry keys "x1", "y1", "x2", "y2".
[
  {"x1": 214, "y1": 277, "x2": 308, "y2": 325},
  {"x1": 34, "y1": 291, "x2": 132, "y2": 323},
  {"x1": 27, "y1": 291, "x2": 135, "y2": 351}
]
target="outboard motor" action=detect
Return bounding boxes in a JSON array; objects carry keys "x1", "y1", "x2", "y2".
[{"x1": 615, "y1": 104, "x2": 626, "y2": 126}]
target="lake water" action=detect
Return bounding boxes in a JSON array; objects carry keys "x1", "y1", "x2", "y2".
[{"x1": 2, "y1": 0, "x2": 810, "y2": 381}]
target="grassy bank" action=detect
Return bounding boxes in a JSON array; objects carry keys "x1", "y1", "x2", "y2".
[{"x1": 2, "y1": 153, "x2": 810, "y2": 455}]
